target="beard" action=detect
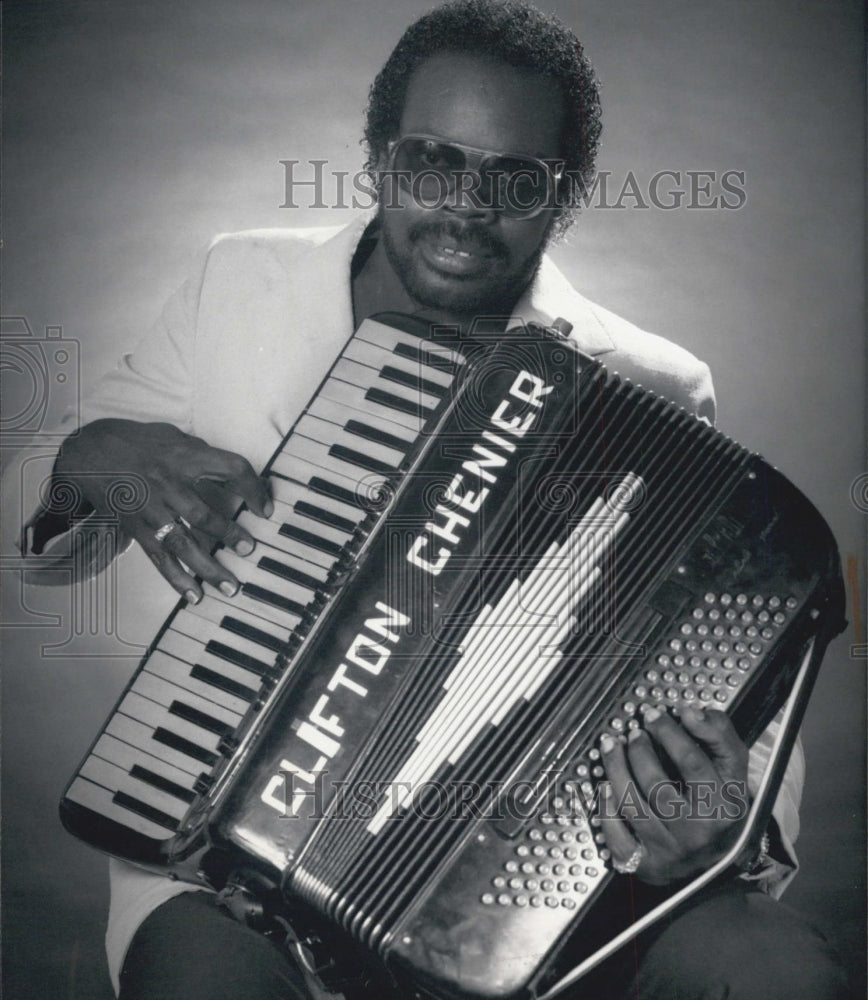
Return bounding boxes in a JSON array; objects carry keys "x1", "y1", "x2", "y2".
[{"x1": 379, "y1": 213, "x2": 551, "y2": 317}]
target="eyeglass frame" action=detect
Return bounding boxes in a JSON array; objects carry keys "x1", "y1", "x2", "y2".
[{"x1": 382, "y1": 133, "x2": 567, "y2": 220}]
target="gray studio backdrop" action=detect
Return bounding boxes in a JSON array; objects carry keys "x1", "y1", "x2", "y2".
[{"x1": 2, "y1": 1, "x2": 865, "y2": 998}]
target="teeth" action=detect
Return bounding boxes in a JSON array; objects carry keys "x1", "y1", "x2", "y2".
[{"x1": 439, "y1": 246, "x2": 472, "y2": 258}]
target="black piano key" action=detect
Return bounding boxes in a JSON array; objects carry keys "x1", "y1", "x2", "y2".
[
  {"x1": 218, "y1": 549, "x2": 317, "y2": 611},
  {"x1": 169, "y1": 700, "x2": 234, "y2": 738},
  {"x1": 218, "y1": 615, "x2": 287, "y2": 655},
  {"x1": 343, "y1": 419, "x2": 413, "y2": 453},
  {"x1": 153, "y1": 727, "x2": 218, "y2": 767},
  {"x1": 379, "y1": 364, "x2": 448, "y2": 398},
  {"x1": 191, "y1": 664, "x2": 258, "y2": 704},
  {"x1": 205, "y1": 638, "x2": 272, "y2": 677},
  {"x1": 144, "y1": 651, "x2": 250, "y2": 719},
  {"x1": 256, "y1": 555, "x2": 327, "y2": 592},
  {"x1": 293, "y1": 501, "x2": 358, "y2": 535},
  {"x1": 365, "y1": 386, "x2": 433, "y2": 419},
  {"x1": 129, "y1": 764, "x2": 197, "y2": 804},
  {"x1": 278, "y1": 522, "x2": 344, "y2": 557},
  {"x1": 392, "y1": 340, "x2": 459, "y2": 374},
  {"x1": 329, "y1": 443, "x2": 395, "y2": 476},
  {"x1": 308, "y1": 475, "x2": 368, "y2": 511},
  {"x1": 270, "y1": 474, "x2": 366, "y2": 530},
  {"x1": 319, "y1": 380, "x2": 424, "y2": 433},
  {"x1": 241, "y1": 581, "x2": 309, "y2": 618},
  {"x1": 112, "y1": 790, "x2": 181, "y2": 831}
]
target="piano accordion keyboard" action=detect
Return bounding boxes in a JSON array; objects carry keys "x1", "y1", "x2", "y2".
[{"x1": 62, "y1": 316, "x2": 467, "y2": 854}]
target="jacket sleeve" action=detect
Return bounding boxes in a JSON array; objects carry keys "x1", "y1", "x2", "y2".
[{"x1": 0, "y1": 242, "x2": 212, "y2": 583}]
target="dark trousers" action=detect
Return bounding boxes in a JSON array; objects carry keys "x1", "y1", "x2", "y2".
[{"x1": 118, "y1": 882, "x2": 850, "y2": 1000}]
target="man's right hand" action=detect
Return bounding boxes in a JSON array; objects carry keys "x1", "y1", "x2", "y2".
[{"x1": 54, "y1": 419, "x2": 274, "y2": 602}]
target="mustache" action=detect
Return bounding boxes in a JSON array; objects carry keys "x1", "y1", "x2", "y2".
[{"x1": 408, "y1": 219, "x2": 509, "y2": 260}]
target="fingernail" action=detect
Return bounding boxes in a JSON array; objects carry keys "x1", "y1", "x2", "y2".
[
  {"x1": 599, "y1": 733, "x2": 615, "y2": 754},
  {"x1": 185, "y1": 589, "x2": 201, "y2": 605},
  {"x1": 233, "y1": 538, "x2": 255, "y2": 556},
  {"x1": 628, "y1": 727, "x2": 644, "y2": 742},
  {"x1": 219, "y1": 580, "x2": 238, "y2": 597},
  {"x1": 263, "y1": 500, "x2": 274, "y2": 518},
  {"x1": 643, "y1": 707, "x2": 661, "y2": 724},
  {"x1": 684, "y1": 707, "x2": 706, "y2": 723}
]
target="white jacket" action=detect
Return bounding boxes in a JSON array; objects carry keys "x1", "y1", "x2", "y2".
[{"x1": 1, "y1": 215, "x2": 802, "y2": 993}]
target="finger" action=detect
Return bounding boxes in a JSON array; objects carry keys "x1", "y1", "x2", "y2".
[
  {"x1": 597, "y1": 783, "x2": 643, "y2": 874},
  {"x1": 599, "y1": 734, "x2": 648, "y2": 821},
  {"x1": 679, "y1": 706, "x2": 749, "y2": 785},
  {"x1": 159, "y1": 523, "x2": 241, "y2": 596},
  {"x1": 197, "y1": 450, "x2": 273, "y2": 519},
  {"x1": 163, "y1": 486, "x2": 255, "y2": 556},
  {"x1": 642, "y1": 707, "x2": 719, "y2": 785},
  {"x1": 620, "y1": 718, "x2": 671, "y2": 797},
  {"x1": 135, "y1": 517, "x2": 204, "y2": 604}
]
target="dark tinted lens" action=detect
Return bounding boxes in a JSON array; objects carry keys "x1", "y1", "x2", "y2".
[
  {"x1": 489, "y1": 158, "x2": 551, "y2": 216},
  {"x1": 393, "y1": 138, "x2": 466, "y2": 176}
]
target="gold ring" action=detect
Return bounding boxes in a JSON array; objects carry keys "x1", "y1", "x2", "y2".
[
  {"x1": 612, "y1": 844, "x2": 645, "y2": 875},
  {"x1": 154, "y1": 521, "x2": 179, "y2": 544}
]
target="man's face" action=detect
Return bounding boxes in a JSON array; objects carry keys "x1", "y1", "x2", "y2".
[{"x1": 375, "y1": 52, "x2": 566, "y2": 319}]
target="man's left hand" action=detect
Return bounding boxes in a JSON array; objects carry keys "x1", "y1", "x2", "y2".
[{"x1": 597, "y1": 706, "x2": 751, "y2": 886}]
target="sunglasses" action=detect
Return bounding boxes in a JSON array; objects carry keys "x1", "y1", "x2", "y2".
[{"x1": 385, "y1": 134, "x2": 564, "y2": 219}]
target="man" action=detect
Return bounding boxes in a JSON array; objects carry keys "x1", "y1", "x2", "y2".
[{"x1": 9, "y1": 2, "x2": 847, "y2": 998}]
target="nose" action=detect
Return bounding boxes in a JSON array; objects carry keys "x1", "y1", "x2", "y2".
[{"x1": 442, "y1": 168, "x2": 499, "y2": 221}]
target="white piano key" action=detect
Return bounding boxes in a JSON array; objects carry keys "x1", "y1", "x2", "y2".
[
  {"x1": 307, "y1": 396, "x2": 417, "y2": 443},
  {"x1": 159, "y1": 628, "x2": 274, "y2": 687},
  {"x1": 131, "y1": 672, "x2": 242, "y2": 729},
  {"x1": 157, "y1": 628, "x2": 205, "y2": 665},
  {"x1": 269, "y1": 476, "x2": 365, "y2": 531},
  {"x1": 91, "y1": 733, "x2": 198, "y2": 794},
  {"x1": 166, "y1": 614, "x2": 282, "y2": 667},
  {"x1": 80, "y1": 755, "x2": 189, "y2": 820},
  {"x1": 332, "y1": 358, "x2": 442, "y2": 410},
  {"x1": 106, "y1": 713, "x2": 207, "y2": 777},
  {"x1": 66, "y1": 777, "x2": 176, "y2": 839},
  {"x1": 269, "y1": 452, "x2": 370, "y2": 498},
  {"x1": 268, "y1": 485, "x2": 357, "y2": 549},
  {"x1": 162, "y1": 640, "x2": 267, "y2": 694},
  {"x1": 283, "y1": 436, "x2": 389, "y2": 498},
  {"x1": 216, "y1": 549, "x2": 317, "y2": 611},
  {"x1": 201, "y1": 582, "x2": 302, "y2": 634},
  {"x1": 344, "y1": 337, "x2": 454, "y2": 388},
  {"x1": 119, "y1": 692, "x2": 223, "y2": 756},
  {"x1": 176, "y1": 600, "x2": 290, "y2": 649},
  {"x1": 235, "y1": 510, "x2": 336, "y2": 570},
  {"x1": 355, "y1": 318, "x2": 467, "y2": 368},
  {"x1": 145, "y1": 650, "x2": 253, "y2": 717},
  {"x1": 296, "y1": 415, "x2": 407, "y2": 470},
  {"x1": 319, "y1": 379, "x2": 425, "y2": 434}
]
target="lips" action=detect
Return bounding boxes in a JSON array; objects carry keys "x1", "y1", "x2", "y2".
[{"x1": 417, "y1": 234, "x2": 501, "y2": 277}]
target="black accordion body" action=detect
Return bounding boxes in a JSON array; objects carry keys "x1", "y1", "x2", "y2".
[{"x1": 61, "y1": 314, "x2": 844, "y2": 999}]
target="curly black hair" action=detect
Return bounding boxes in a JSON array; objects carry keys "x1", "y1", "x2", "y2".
[{"x1": 363, "y1": 0, "x2": 602, "y2": 231}]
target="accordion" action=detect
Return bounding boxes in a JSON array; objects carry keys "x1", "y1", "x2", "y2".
[{"x1": 61, "y1": 314, "x2": 844, "y2": 999}]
